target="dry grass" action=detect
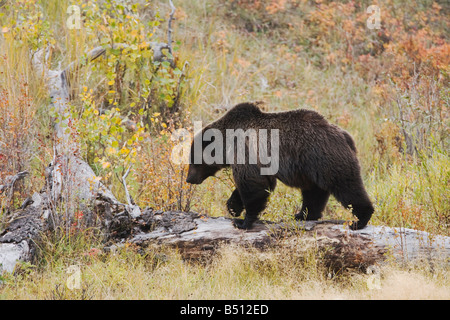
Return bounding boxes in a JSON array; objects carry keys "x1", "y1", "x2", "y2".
[{"x1": 1, "y1": 242, "x2": 449, "y2": 300}]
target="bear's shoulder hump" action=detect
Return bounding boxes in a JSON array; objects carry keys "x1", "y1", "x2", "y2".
[{"x1": 225, "y1": 102, "x2": 263, "y2": 117}]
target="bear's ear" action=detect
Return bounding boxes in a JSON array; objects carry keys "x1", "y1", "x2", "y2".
[
  {"x1": 253, "y1": 101, "x2": 268, "y2": 112},
  {"x1": 254, "y1": 101, "x2": 265, "y2": 107}
]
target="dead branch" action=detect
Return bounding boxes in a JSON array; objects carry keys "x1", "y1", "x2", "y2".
[
  {"x1": 0, "y1": 171, "x2": 29, "y2": 226},
  {"x1": 167, "y1": 0, "x2": 176, "y2": 55},
  {"x1": 121, "y1": 165, "x2": 141, "y2": 218},
  {"x1": 0, "y1": 171, "x2": 29, "y2": 196},
  {"x1": 64, "y1": 42, "x2": 171, "y2": 78}
]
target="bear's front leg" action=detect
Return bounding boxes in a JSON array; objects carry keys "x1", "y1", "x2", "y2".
[
  {"x1": 227, "y1": 189, "x2": 244, "y2": 217},
  {"x1": 231, "y1": 171, "x2": 276, "y2": 230},
  {"x1": 233, "y1": 215, "x2": 257, "y2": 229}
]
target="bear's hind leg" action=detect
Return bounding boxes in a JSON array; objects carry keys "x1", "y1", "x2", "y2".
[
  {"x1": 294, "y1": 186, "x2": 330, "y2": 221},
  {"x1": 349, "y1": 202, "x2": 374, "y2": 230},
  {"x1": 331, "y1": 181, "x2": 374, "y2": 230}
]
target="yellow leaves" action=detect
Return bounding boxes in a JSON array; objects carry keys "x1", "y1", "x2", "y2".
[
  {"x1": 108, "y1": 80, "x2": 115, "y2": 86},
  {"x1": 87, "y1": 176, "x2": 102, "y2": 190},
  {"x1": 265, "y1": 0, "x2": 287, "y2": 15},
  {"x1": 135, "y1": 136, "x2": 195, "y2": 211},
  {"x1": 138, "y1": 41, "x2": 146, "y2": 49},
  {"x1": 130, "y1": 29, "x2": 139, "y2": 38},
  {"x1": 102, "y1": 161, "x2": 111, "y2": 169},
  {"x1": 237, "y1": 58, "x2": 251, "y2": 69},
  {"x1": 274, "y1": 90, "x2": 283, "y2": 98},
  {"x1": 325, "y1": 52, "x2": 336, "y2": 64},
  {"x1": 212, "y1": 30, "x2": 230, "y2": 53},
  {"x1": 174, "y1": 7, "x2": 187, "y2": 21},
  {"x1": 112, "y1": 116, "x2": 122, "y2": 125},
  {"x1": 150, "y1": 112, "x2": 161, "y2": 124}
]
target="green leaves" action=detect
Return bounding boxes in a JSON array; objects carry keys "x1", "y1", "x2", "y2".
[
  {"x1": 79, "y1": 0, "x2": 185, "y2": 121},
  {"x1": 74, "y1": 89, "x2": 146, "y2": 180}
]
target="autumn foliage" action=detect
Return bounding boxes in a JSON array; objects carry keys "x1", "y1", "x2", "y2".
[
  {"x1": 0, "y1": 0, "x2": 449, "y2": 300},
  {"x1": 0, "y1": 0, "x2": 448, "y2": 234}
]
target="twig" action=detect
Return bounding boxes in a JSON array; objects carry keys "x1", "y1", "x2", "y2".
[
  {"x1": 122, "y1": 165, "x2": 134, "y2": 205},
  {"x1": 0, "y1": 171, "x2": 29, "y2": 226},
  {"x1": 171, "y1": 60, "x2": 189, "y2": 113},
  {"x1": 64, "y1": 42, "x2": 170, "y2": 78},
  {"x1": 121, "y1": 165, "x2": 141, "y2": 218},
  {"x1": 167, "y1": 0, "x2": 176, "y2": 55},
  {"x1": 0, "y1": 171, "x2": 29, "y2": 196}
]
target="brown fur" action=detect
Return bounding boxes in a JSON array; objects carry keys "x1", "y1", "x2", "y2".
[{"x1": 186, "y1": 102, "x2": 374, "y2": 230}]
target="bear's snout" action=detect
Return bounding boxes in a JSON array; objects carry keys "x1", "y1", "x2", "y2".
[
  {"x1": 186, "y1": 167, "x2": 203, "y2": 184},
  {"x1": 186, "y1": 174, "x2": 201, "y2": 184}
]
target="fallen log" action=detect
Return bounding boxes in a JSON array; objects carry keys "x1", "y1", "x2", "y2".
[
  {"x1": 103, "y1": 210, "x2": 450, "y2": 270},
  {"x1": 2, "y1": 207, "x2": 449, "y2": 273},
  {"x1": 0, "y1": 192, "x2": 45, "y2": 273}
]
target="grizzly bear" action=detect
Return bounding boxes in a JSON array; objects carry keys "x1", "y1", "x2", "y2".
[{"x1": 186, "y1": 102, "x2": 374, "y2": 230}]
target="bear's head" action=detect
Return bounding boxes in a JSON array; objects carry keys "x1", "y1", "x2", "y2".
[
  {"x1": 186, "y1": 129, "x2": 224, "y2": 184},
  {"x1": 186, "y1": 163, "x2": 222, "y2": 184}
]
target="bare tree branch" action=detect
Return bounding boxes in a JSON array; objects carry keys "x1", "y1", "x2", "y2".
[
  {"x1": 121, "y1": 165, "x2": 141, "y2": 218},
  {"x1": 64, "y1": 42, "x2": 171, "y2": 78},
  {"x1": 0, "y1": 171, "x2": 29, "y2": 195},
  {"x1": 122, "y1": 165, "x2": 133, "y2": 206},
  {"x1": 0, "y1": 171, "x2": 29, "y2": 226},
  {"x1": 168, "y1": 0, "x2": 176, "y2": 55}
]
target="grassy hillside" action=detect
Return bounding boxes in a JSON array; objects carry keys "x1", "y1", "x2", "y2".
[
  {"x1": 0, "y1": 0, "x2": 449, "y2": 299},
  {"x1": 169, "y1": 0, "x2": 449, "y2": 235}
]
